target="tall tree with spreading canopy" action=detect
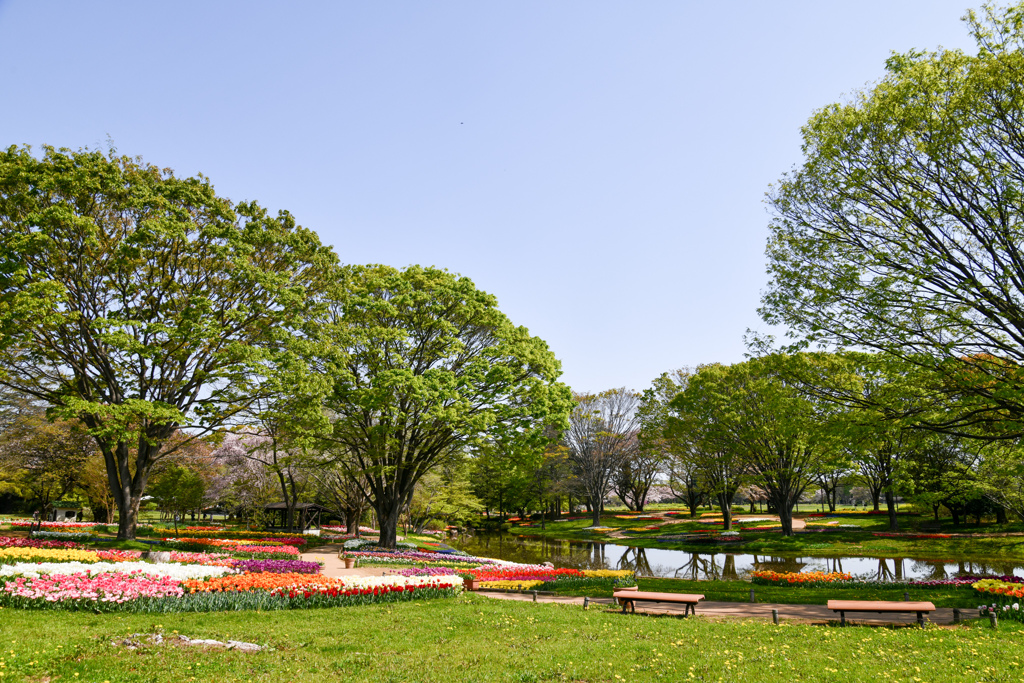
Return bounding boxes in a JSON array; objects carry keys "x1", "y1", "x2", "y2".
[
  {"x1": 564, "y1": 388, "x2": 642, "y2": 527},
  {"x1": 666, "y1": 367, "x2": 748, "y2": 530},
  {"x1": 0, "y1": 145, "x2": 339, "y2": 538},
  {"x1": 674, "y1": 355, "x2": 845, "y2": 535},
  {"x1": 761, "y1": 3, "x2": 1024, "y2": 438},
  {"x1": 324, "y1": 264, "x2": 572, "y2": 549}
]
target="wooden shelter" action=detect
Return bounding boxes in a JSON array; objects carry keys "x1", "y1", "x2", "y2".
[{"x1": 263, "y1": 502, "x2": 328, "y2": 532}]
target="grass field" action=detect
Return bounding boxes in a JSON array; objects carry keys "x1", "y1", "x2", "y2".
[{"x1": 0, "y1": 594, "x2": 1020, "y2": 682}]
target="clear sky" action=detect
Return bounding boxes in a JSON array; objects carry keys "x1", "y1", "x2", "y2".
[{"x1": 0, "y1": 1, "x2": 980, "y2": 394}]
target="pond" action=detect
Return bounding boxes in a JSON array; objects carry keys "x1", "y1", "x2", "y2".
[{"x1": 448, "y1": 532, "x2": 1024, "y2": 581}]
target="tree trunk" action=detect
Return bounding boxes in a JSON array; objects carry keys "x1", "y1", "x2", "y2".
[
  {"x1": 591, "y1": 504, "x2": 601, "y2": 527},
  {"x1": 115, "y1": 493, "x2": 142, "y2": 540},
  {"x1": 885, "y1": 489, "x2": 899, "y2": 532},
  {"x1": 871, "y1": 487, "x2": 881, "y2": 512},
  {"x1": 997, "y1": 506, "x2": 1008, "y2": 525},
  {"x1": 718, "y1": 493, "x2": 733, "y2": 531},
  {"x1": 778, "y1": 503, "x2": 794, "y2": 536},
  {"x1": 377, "y1": 501, "x2": 400, "y2": 549}
]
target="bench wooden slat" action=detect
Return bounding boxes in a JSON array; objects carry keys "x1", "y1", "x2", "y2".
[
  {"x1": 612, "y1": 591, "x2": 705, "y2": 617},
  {"x1": 827, "y1": 600, "x2": 935, "y2": 612},
  {"x1": 827, "y1": 599, "x2": 936, "y2": 628},
  {"x1": 613, "y1": 591, "x2": 704, "y2": 602}
]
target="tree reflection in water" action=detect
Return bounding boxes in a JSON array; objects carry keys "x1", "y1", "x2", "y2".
[{"x1": 448, "y1": 533, "x2": 1024, "y2": 580}]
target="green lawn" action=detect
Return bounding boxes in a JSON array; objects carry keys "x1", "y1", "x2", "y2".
[{"x1": 0, "y1": 594, "x2": 1020, "y2": 682}]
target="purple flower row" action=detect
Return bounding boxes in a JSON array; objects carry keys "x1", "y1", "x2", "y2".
[
  {"x1": 348, "y1": 550, "x2": 498, "y2": 565},
  {"x1": 397, "y1": 567, "x2": 462, "y2": 577},
  {"x1": 232, "y1": 559, "x2": 322, "y2": 574},
  {"x1": 909, "y1": 574, "x2": 1024, "y2": 587}
]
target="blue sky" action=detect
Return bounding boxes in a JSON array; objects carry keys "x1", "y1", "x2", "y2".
[{"x1": 0, "y1": 1, "x2": 978, "y2": 393}]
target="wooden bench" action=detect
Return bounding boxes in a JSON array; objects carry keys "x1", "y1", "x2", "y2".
[
  {"x1": 612, "y1": 590, "x2": 704, "y2": 616},
  {"x1": 827, "y1": 600, "x2": 936, "y2": 627}
]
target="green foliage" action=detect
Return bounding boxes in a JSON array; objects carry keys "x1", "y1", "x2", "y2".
[
  {"x1": 409, "y1": 458, "x2": 484, "y2": 529},
  {"x1": 147, "y1": 465, "x2": 206, "y2": 533},
  {"x1": 760, "y1": 4, "x2": 1024, "y2": 436},
  {"x1": 0, "y1": 145, "x2": 340, "y2": 538},
  {"x1": 326, "y1": 264, "x2": 572, "y2": 546}
]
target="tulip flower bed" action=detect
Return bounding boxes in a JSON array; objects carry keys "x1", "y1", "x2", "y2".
[
  {"x1": 232, "y1": 559, "x2": 321, "y2": 574},
  {"x1": 169, "y1": 530, "x2": 310, "y2": 545},
  {"x1": 7, "y1": 520, "x2": 100, "y2": 529},
  {"x1": 467, "y1": 566, "x2": 585, "y2": 582},
  {"x1": 0, "y1": 536, "x2": 80, "y2": 550},
  {"x1": 872, "y1": 532, "x2": 953, "y2": 539},
  {"x1": 346, "y1": 549, "x2": 498, "y2": 567},
  {"x1": 910, "y1": 575, "x2": 1024, "y2": 588},
  {"x1": 0, "y1": 565, "x2": 460, "y2": 612},
  {"x1": 167, "y1": 552, "x2": 235, "y2": 567},
  {"x1": 751, "y1": 571, "x2": 854, "y2": 586},
  {"x1": 1, "y1": 571, "x2": 186, "y2": 608},
  {"x1": 161, "y1": 538, "x2": 301, "y2": 558},
  {"x1": 973, "y1": 580, "x2": 1024, "y2": 622},
  {"x1": 0, "y1": 561, "x2": 233, "y2": 580},
  {"x1": 0, "y1": 548, "x2": 108, "y2": 564},
  {"x1": 30, "y1": 531, "x2": 98, "y2": 542},
  {"x1": 973, "y1": 578, "x2": 1024, "y2": 599}
]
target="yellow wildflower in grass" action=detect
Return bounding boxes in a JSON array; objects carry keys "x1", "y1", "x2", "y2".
[
  {"x1": 479, "y1": 580, "x2": 545, "y2": 590},
  {"x1": 582, "y1": 570, "x2": 635, "y2": 578},
  {"x1": 0, "y1": 548, "x2": 100, "y2": 564}
]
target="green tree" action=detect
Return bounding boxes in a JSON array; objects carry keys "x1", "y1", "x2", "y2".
[
  {"x1": 666, "y1": 367, "x2": 748, "y2": 530},
  {"x1": 325, "y1": 265, "x2": 571, "y2": 548},
  {"x1": 760, "y1": 4, "x2": 1024, "y2": 438},
  {"x1": 147, "y1": 464, "x2": 206, "y2": 535},
  {"x1": 407, "y1": 457, "x2": 483, "y2": 532},
  {"x1": 0, "y1": 402, "x2": 94, "y2": 517},
  {"x1": 673, "y1": 355, "x2": 845, "y2": 535},
  {"x1": 638, "y1": 370, "x2": 706, "y2": 517},
  {"x1": 0, "y1": 145, "x2": 339, "y2": 538},
  {"x1": 564, "y1": 389, "x2": 642, "y2": 527}
]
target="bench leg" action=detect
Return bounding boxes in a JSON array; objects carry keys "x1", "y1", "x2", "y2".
[
  {"x1": 840, "y1": 611, "x2": 846, "y2": 627},
  {"x1": 917, "y1": 612, "x2": 924, "y2": 628}
]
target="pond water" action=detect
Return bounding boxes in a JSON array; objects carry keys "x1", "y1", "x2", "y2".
[{"x1": 449, "y1": 532, "x2": 1024, "y2": 581}]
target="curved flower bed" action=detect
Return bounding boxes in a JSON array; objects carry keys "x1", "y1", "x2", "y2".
[
  {"x1": 170, "y1": 530, "x2": 309, "y2": 545},
  {"x1": 1, "y1": 571, "x2": 184, "y2": 607},
  {"x1": 167, "y1": 552, "x2": 235, "y2": 567},
  {"x1": 7, "y1": 521, "x2": 100, "y2": 529},
  {"x1": 346, "y1": 550, "x2": 497, "y2": 566},
  {"x1": 162, "y1": 538, "x2": 300, "y2": 558},
  {"x1": 232, "y1": 559, "x2": 321, "y2": 574},
  {"x1": 0, "y1": 548, "x2": 104, "y2": 564},
  {"x1": 29, "y1": 531, "x2": 97, "y2": 542},
  {"x1": 751, "y1": 571, "x2": 853, "y2": 586},
  {"x1": 0, "y1": 561, "x2": 234, "y2": 580},
  {"x1": 0, "y1": 536, "x2": 81, "y2": 550},
  {"x1": 0, "y1": 568, "x2": 460, "y2": 612},
  {"x1": 469, "y1": 566, "x2": 584, "y2": 582},
  {"x1": 872, "y1": 532, "x2": 953, "y2": 540}
]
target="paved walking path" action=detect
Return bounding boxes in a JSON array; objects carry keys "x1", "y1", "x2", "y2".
[
  {"x1": 302, "y1": 547, "x2": 406, "y2": 578},
  {"x1": 301, "y1": 549, "x2": 963, "y2": 626},
  {"x1": 474, "y1": 590, "x2": 963, "y2": 626}
]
